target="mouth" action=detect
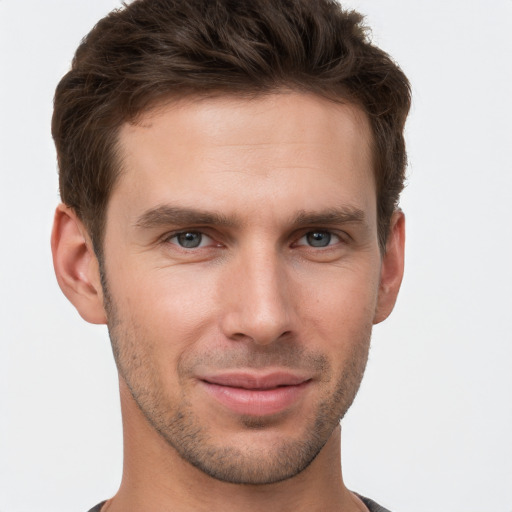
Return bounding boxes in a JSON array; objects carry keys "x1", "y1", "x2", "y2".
[{"x1": 198, "y1": 371, "x2": 312, "y2": 416}]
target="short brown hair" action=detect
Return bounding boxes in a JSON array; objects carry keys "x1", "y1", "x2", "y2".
[{"x1": 52, "y1": 0, "x2": 411, "y2": 254}]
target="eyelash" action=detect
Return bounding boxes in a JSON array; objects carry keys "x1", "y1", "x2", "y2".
[
  {"x1": 164, "y1": 231, "x2": 216, "y2": 249},
  {"x1": 162, "y1": 229, "x2": 347, "y2": 250},
  {"x1": 294, "y1": 230, "x2": 342, "y2": 248}
]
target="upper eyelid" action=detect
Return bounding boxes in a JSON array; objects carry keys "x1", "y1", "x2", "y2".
[
  {"x1": 293, "y1": 227, "x2": 350, "y2": 242},
  {"x1": 294, "y1": 230, "x2": 343, "y2": 246},
  {"x1": 165, "y1": 230, "x2": 211, "y2": 240},
  {"x1": 161, "y1": 228, "x2": 212, "y2": 240}
]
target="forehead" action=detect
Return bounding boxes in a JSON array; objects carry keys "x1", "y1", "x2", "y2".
[{"x1": 111, "y1": 92, "x2": 376, "y2": 224}]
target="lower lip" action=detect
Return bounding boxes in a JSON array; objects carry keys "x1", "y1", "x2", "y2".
[{"x1": 201, "y1": 381, "x2": 310, "y2": 416}]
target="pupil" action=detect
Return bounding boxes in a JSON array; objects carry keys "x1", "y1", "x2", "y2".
[
  {"x1": 307, "y1": 231, "x2": 331, "y2": 247},
  {"x1": 178, "y1": 232, "x2": 202, "y2": 248}
]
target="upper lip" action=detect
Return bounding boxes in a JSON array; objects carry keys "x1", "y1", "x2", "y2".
[{"x1": 199, "y1": 371, "x2": 311, "y2": 390}]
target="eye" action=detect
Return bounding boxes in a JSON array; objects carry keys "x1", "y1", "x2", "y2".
[
  {"x1": 296, "y1": 230, "x2": 340, "y2": 248},
  {"x1": 168, "y1": 231, "x2": 212, "y2": 249}
]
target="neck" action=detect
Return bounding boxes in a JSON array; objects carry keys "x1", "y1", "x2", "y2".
[{"x1": 107, "y1": 379, "x2": 365, "y2": 512}]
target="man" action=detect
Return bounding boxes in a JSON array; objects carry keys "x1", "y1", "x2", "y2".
[{"x1": 51, "y1": 0, "x2": 410, "y2": 510}]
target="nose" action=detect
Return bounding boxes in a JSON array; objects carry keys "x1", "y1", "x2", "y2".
[{"x1": 219, "y1": 246, "x2": 294, "y2": 345}]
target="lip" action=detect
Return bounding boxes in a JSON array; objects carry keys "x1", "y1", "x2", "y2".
[{"x1": 198, "y1": 371, "x2": 312, "y2": 416}]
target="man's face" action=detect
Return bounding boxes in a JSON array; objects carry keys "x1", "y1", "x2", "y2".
[{"x1": 102, "y1": 92, "x2": 386, "y2": 484}]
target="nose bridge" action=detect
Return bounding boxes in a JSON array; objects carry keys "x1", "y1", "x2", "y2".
[{"x1": 221, "y1": 240, "x2": 292, "y2": 345}]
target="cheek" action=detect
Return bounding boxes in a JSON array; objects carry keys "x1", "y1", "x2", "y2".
[
  {"x1": 294, "y1": 262, "x2": 380, "y2": 346},
  {"x1": 108, "y1": 264, "x2": 220, "y2": 357}
]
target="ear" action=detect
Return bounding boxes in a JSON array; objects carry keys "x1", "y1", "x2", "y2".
[
  {"x1": 51, "y1": 204, "x2": 107, "y2": 324},
  {"x1": 373, "y1": 210, "x2": 406, "y2": 325}
]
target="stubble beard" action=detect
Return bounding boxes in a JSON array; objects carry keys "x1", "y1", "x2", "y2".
[{"x1": 102, "y1": 280, "x2": 372, "y2": 485}]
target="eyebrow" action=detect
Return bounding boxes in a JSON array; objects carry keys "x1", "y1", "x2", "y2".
[
  {"x1": 134, "y1": 206, "x2": 236, "y2": 229},
  {"x1": 291, "y1": 207, "x2": 366, "y2": 227},
  {"x1": 134, "y1": 205, "x2": 366, "y2": 230}
]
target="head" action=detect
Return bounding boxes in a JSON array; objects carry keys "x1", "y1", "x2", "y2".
[
  {"x1": 52, "y1": 0, "x2": 410, "y2": 258},
  {"x1": 51, "y1": 0, "x2": 410, "y2": 487}
]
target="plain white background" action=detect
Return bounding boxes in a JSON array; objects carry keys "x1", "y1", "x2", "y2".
[{"x1": 1, "y1": 1, "x2": 511, "y2": 511}]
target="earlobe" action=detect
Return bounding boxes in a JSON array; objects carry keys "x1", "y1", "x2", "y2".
[
  {"x1": 373, "y1": 211, "x2": 406, "y2": 325},
  {"x1": 51, "y1": 204, "x2": 107, "y2": 324}
]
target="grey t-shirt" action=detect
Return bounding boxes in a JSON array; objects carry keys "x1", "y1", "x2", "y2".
[
  {"x1": 359, "y1": 495, "x2": 392, "y2": 512},
  {"x1": 88, "y1": 495, "x2": 392, "y2": 511}
]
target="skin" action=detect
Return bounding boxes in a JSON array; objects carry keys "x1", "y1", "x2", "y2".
[{"x1": 52, "y1": 92, "x2": 405, "y2": 512}]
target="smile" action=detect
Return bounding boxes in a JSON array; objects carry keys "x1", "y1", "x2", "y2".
[{"x1": 199, "y1": 372, "x2": 312, "y2": 416}]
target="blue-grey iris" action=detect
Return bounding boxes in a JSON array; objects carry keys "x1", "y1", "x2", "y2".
[
  {"x1": 307, "y1": 231, "x2": 331, "y2": 247},
  {"x1": 177, "y1": 232, "x2": 202, "y2": 248}
]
